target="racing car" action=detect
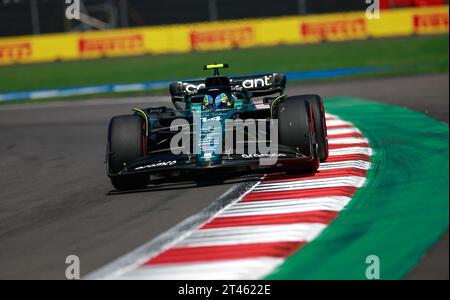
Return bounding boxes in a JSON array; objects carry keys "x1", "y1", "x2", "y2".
[{"x1": 106, "y1": 64, "x2": 328, "y2": 191}]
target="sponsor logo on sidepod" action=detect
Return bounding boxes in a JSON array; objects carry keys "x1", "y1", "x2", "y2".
[{"x1": 135, "y1": 160, "x2": 177, "y2": 170}]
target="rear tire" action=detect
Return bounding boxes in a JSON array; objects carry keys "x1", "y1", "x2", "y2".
[{"x1": 107, "y1": 115, "x2": 149, "y2": 191}]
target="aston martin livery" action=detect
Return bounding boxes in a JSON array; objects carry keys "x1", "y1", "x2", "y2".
[{"x1": 106, "y1": 64, "x2": 329, "y2": 190}]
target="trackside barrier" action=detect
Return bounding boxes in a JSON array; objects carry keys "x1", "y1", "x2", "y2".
[{"x1": 0, "y1": 6, "x2": 448, "y2": 66}]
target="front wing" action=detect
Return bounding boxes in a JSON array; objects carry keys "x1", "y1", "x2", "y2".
[{"x1": 107, "y1": 150, "x2": 319, "y2": 178}]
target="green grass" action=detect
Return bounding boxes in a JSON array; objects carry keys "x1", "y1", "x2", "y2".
[{"x1": 0, "y1": 35, "x2": 448, "y2": 94}]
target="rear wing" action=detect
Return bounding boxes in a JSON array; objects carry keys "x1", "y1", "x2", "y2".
[{"x1": 169, "y1": 72, "x2": 286, "y2": 98}]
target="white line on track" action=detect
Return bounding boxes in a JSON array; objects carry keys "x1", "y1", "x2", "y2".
[
  {"x1": 119, "y1": 257, "x2": 285, "y2": 280},
  {"x1": 319, "y1": 160, "x2": 371, "y2": 170},
  {"x1": 218, "y1": 196, "x2": 352, "y2": 217},
  {"x1": 326, "y1": 119, "x2": 354, "y2": 127},
  {"x1": 328, "y1": 137, "x2": 369, "y2": 144},
  {"x1": 327, "y1": 128, "x2": 361, "y2": 136},
  {"x1": 329, "y1": 147, "x2": 373, "y2": 156},
  {"x1": 175, "y1": 223, "x2": 327, "y2": 248},
  {"x1": 253, "y1": 176, "x2": 366, "y2": 192},
  {"x1": 85, "y1": 178, "x2": 262, "y2": 279}
]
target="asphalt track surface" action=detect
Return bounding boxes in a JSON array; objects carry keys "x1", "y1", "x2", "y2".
[{"x1": 0, "y1": 73, "x2": 448, "y2": 279}]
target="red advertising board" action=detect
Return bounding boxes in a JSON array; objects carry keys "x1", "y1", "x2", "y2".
[
  {"x1": 0, "y1": 42, "x2": 32, "y2": 63},
  {"x1": 380, "y1": 0, "x2": 445, "y2": 9},
  {"x1": 413, "y1": 11, "x2": 449, "y2": 33},
  {"x1": 79, "y1": 34, "x2": 144, "y2": 56},
  {"x1": 300, "y1": 18, "x2": 367, "y2": 41},
  {"x1": 190, "y1": 26, "x2": 254, "y2": 50}
]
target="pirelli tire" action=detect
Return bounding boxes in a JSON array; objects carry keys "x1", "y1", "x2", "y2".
[
  {"x1": 107, "y1": 115, "x2": 149, "y2": 191},
  {"x1": 297, "y1": 95, "x2": 329, "y2": 161},
  {"x1": 277, "y1": 97, "x2": 313, "y2": 157}
]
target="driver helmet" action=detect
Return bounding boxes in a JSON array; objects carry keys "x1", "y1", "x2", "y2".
[
  {"x1": 215, "y1": 93, "x2": 234, "y2": 109},
  {"x1": 202, "y1": 95, "x2": 214, "y2": 110}
]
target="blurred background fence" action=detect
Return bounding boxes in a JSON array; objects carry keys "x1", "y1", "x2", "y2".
[
  {"x1": 0, "y1": 0, "x2": 447, "y2": 37},
  {"x1": 0, "y1": 0, "x2": 448, "y2": 67}
]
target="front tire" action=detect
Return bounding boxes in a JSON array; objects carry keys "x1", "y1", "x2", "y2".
[
  {"x1": 107, "y1": 115, "x2": 149, "y2": 190},
  {"x1": 296, "y1": 95, "x2": 329, "y2": 161},
  {"x1": 277, "y1": 96, "x2": 314, "y2": 157}
]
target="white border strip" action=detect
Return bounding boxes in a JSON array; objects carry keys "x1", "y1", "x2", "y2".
[{"x1": 85, "y1": 177, "x2": 261, "y2": 280}]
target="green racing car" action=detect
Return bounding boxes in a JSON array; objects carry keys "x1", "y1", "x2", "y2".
[{"x1": 106, "y1": 64, "x2": 328, "y2": 191}]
